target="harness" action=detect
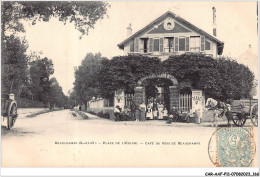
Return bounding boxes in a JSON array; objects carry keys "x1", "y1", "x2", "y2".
[{"x1": 206, "y1": 98, "x2": 228, "y2": 118}]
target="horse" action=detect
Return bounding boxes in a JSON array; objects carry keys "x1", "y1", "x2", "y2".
[{"x1": 205, "y1": 98, "x2": 232, "y2": 127}]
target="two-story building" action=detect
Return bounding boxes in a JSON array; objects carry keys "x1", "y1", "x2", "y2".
[
  {"x1": 115, "y1": 9, "x2": 225, "y2": 116},
  {"x1": 88, "y1": 9, "x2": 225, "y2": 121}
]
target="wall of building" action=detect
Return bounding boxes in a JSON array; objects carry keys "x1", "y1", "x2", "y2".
[{"x1": 87, "y1": 99, "x2": 115, "y2": 120}]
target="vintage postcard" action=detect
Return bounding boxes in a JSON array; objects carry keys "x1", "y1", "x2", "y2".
[{"x1": 1, "y1": 1, "x2": 259, "y2": 175}]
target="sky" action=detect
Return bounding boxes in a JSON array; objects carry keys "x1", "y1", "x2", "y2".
[{"x1": 24, "y1": 1, "x2": 258, "y2": 95}]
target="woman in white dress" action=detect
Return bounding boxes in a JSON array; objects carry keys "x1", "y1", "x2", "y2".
[
  {"x1": 158, "y1": 101, "x2": 164, "y2": 119},
  {"x1": 146, "y1": 102, "x2": 153, "y2": 120},
  {"x1": 139, "y1": 101, "x2": 146, "y2": 121}
]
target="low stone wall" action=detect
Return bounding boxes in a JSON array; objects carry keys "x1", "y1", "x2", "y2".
[
  {"x1": 16, "y1": 98, "x2": 45, "y2": 108},
  {"x1": 86, "y1": 107, "x2": 115, "y2": 120}
]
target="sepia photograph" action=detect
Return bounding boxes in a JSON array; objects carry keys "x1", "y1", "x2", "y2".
[{"x1": 1, "y1": 1, "x2": 259, "y2": 176}]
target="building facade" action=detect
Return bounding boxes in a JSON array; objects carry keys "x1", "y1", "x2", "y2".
[
  {"x1": 89, "y1": 9, "x2": 225, "y2": 120},
  {"x1": 116, "y1": 10, "x2": 224, "y2": 113}
]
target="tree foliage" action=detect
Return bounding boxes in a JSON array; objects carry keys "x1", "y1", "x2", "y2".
[
  {"x1": 73, "y1": 53, "x2": 108, "y2": 104},
  {"x1": 49, "y1": 77, "x2": 68, "y2": 109},
  {"x1": 29, "y1": 57, "x2": 54, "y2": 102},
  {"x1": 163, "y1": 53, "x2": 254, "y2": 100},
  {"x1": 1, "y1": 35, "x2": 29, "y2": 95},
  {"x1": 99, "y1": 54, "x2": 162, "y2": 97},
  {"x1": 67, "y1": 89, "x2": 77, "y2": 108},
  {"x1": 2, "y1": 1, "x2": 110, "y2": 36}
]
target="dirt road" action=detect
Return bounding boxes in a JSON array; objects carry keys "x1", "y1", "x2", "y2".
[{"x1": 1, "y1": 109, "x2": 258, "y2": 167}]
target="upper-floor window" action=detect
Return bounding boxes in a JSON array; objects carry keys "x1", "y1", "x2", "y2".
[
  {"x1": 179, "y1": 37, "x2": 186, "y2": 51},
  {"x1": 164, "y1": 37, "x2": 174, "y2": 52},
  {"x1": 139, "y1": 38, "x2": 148, "y2": 53},
  {"x1": 190, "y1": 36, "x2": 200, "y2": 52},
  {"x1": 129, "y1": 35, "x2": 212, "y2": 54},
  {"x1": 205, "y1": 40, "x2": 211, "y2": 50},
  {"x1": 153, "y1": 38, "x2": 160, "y2": 52}
]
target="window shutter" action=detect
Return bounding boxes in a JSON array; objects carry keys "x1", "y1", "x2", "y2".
[
  {"x1": 159, "y1": 38, "x2": 163, "y2": 52},
  {"x1": 139, "y1": 39, "x2": 144, "y2": 53},
  {"x1": 149, "y1": 38, "x2": 153, "y2": 52},
  {"x1": 175, "y1": 37, "x2": 179, "y2": 52},
  {"x1": 134, "y1": 38, "x2": 139, "y2": 52},
  {"x1": 185, "y1": 37, "x2": 189, "y2": 51},
  {"x1": 201, "y1": 36, "x2": 205, "y2": 51},
  {"x1": 130, "y1": 40, "x2": 134, "y2": 52}
]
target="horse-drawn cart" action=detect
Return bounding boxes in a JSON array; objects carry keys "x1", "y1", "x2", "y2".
[
  {"x1": 1, "y1": 93, "x2": 18, "y2": 129},
  {"x1": 230, "y1": 99, "x2": 258, "y2": 127}
]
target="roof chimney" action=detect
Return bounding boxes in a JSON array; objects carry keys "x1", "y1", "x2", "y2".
[
  {"x1": 127, "y1": 23, "x2": 132, "y2": 37},
  {"x1": 212, "y1": 7, "x2": 217, "y2": 37}
]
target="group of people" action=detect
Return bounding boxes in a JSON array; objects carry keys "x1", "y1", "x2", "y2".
[
  {"x1": 114, "y1": 105, "x2": 133, "y2": 121},
  {"x1": 139, "y1": 99, "x2": 168, "y2": 120},
  {"x1": 114, "y1": 99, "x2": 169, "y2": 121},
  {"x1": 113, "y1": 97, "x2": 233, "y2": 125}
]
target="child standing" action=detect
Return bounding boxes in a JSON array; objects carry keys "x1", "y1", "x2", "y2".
[
  {"x1": 153, "y1": 108, "x2": 158, "y2": 120},
  {"x1": 162, "y1": 108, "x2": 168, "y2": 120}
]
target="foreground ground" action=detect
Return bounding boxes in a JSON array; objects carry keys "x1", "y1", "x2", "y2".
[{"x1": 1, "y1": 109, "x2": 258, "y2": 167}]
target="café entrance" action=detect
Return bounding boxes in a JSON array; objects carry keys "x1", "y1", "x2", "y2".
[{"x1": 134, "y1": 73, "x2": 179, "y2": 112}]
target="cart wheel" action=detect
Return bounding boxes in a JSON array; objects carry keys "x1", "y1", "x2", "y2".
[
  {"x1": 232, "y1": 113, "x2": 246, "y2": 126},
  {"x1": 7, "y1": 102, "x2": 17, "y2": 130},
  {"x1": 250, "y1": 103, "x2": 258, "y2": 127}
]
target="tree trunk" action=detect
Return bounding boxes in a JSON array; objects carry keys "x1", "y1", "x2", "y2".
[{"x1": 49, "y1": 102, "x2": 54, "y2": 110}]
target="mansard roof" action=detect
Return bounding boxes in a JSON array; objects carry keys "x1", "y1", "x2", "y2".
[{"x1": 118, "y1": 11, "x2": 224, "y2": 55}]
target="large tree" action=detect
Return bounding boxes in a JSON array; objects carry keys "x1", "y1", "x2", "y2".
[
  {"x1": 29, "y1": 57, "x2": 54, "y2": 102},
  {"x1": 1, "y1": 35, "x2": 29, "y2": 96},
  {"x1": 74, "y1": 53, "x2": 108, "y2": 104},
  {"x1": 49, "y1": 77, "x2": 67, "y2": 110}
]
